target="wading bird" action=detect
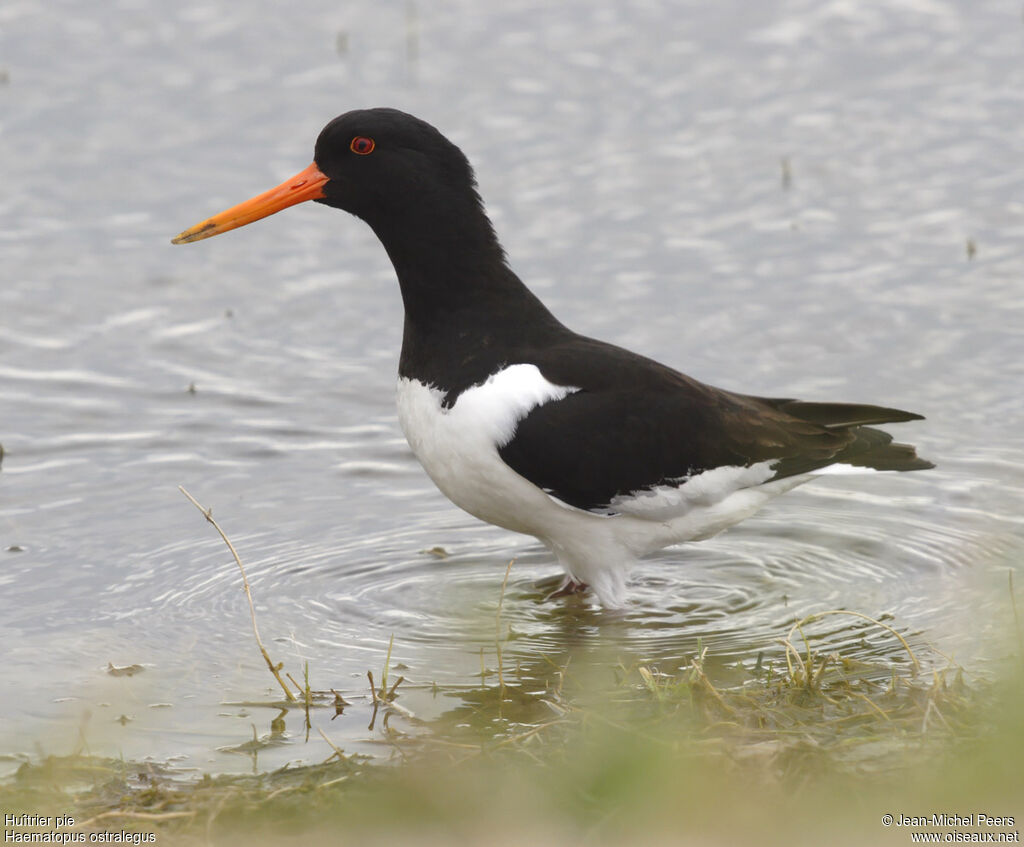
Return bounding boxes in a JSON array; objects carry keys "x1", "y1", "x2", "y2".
[{"x1": 173, "y1": 108, "x2": 932, "y2": 607}]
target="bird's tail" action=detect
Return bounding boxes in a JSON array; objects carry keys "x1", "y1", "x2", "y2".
[
  {"x1": 769, "y1": 399, "x2": 935, "y2": 473},
  {"x1": 820, "y1": 431, "x2": 935, "y2": 472}
]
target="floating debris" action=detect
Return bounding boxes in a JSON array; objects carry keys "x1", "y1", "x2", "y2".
[
  {"x1": 422, "y1": 546, "x2": 450, "y2": 558},
  {"x1": 107, "y1": 662, "x2": 145, "y2": 677}
]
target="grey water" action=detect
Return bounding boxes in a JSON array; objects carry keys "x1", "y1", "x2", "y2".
[{"x1": 1, "y1": 0, "x2": 1022, "y2": 776}]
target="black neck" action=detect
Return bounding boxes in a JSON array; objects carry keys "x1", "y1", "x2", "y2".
[{"x1": 366, "y1": 200, "x2": 568, "y2": 394}]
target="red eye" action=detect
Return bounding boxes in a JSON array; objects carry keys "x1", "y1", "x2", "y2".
[{"x1": 350, "y1": 136, "x2": 375, "y2": 155}]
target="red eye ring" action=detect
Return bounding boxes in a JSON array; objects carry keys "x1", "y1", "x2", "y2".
[{"x1": 350, "y1": 136, "x2": 375, "y2": 155}]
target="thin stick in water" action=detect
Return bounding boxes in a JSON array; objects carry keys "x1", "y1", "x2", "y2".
[
  {"x1": 178, "y1": 486, "x2": 297, "y2": 702},
  {"x1": 496, "y1": 558, "x2": 515, "y2": 702}
]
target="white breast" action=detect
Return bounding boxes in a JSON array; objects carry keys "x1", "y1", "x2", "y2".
[{"x1": 395, "y1": 365, "x2": 577, "y2": 533}]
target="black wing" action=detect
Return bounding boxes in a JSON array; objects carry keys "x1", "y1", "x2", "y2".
[{"x1": 498, "y1": 336, "x2": 932, "y2": 513}]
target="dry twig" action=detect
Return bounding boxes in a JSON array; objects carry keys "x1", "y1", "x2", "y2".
[{"x1": 179, "y1": 486, "x2": 296, "y2": 702}]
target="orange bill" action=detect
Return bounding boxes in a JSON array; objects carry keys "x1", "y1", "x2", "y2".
[{"x1": 171, "y1": 162, "x2": 329, "y2": 244}]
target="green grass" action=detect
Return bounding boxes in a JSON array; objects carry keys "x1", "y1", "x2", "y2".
[{"x1": 3, "y1": 632, "x2": 1021, "y2": 847}]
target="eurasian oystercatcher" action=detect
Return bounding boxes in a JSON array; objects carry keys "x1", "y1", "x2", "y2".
[{"x1": 173, "y1": 108, "x2": 932, "y2": 607}]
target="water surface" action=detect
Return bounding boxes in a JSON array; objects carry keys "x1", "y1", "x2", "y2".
[{"x1": 1, "y1": 0, "x2": 1022, "y2": 775}]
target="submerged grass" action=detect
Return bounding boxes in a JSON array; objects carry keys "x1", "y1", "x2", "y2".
[
  {"x1": 4, "y1": 634, "x2": 1021, "y2": 846},
  {"x1": 3, "y1": 497, "x2": 1021, "y2": 845}
]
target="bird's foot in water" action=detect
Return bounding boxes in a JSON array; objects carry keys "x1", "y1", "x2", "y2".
[{"x1": 541, "y1": 575, "x2": 590, "y2": 601}]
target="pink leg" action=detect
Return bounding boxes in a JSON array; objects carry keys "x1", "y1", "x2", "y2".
[{"x1": 543, "y1": 575, "x2": 590, "y2": 600}]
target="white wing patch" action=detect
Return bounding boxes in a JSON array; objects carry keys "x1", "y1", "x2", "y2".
[{"x1": 602, "y1": 461, "x2": 778, "y2": 520}]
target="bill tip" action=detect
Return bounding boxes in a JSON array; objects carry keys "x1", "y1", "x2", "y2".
[{"x1": 170, "y1": 221, "x2": 216, "y2": 245}]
